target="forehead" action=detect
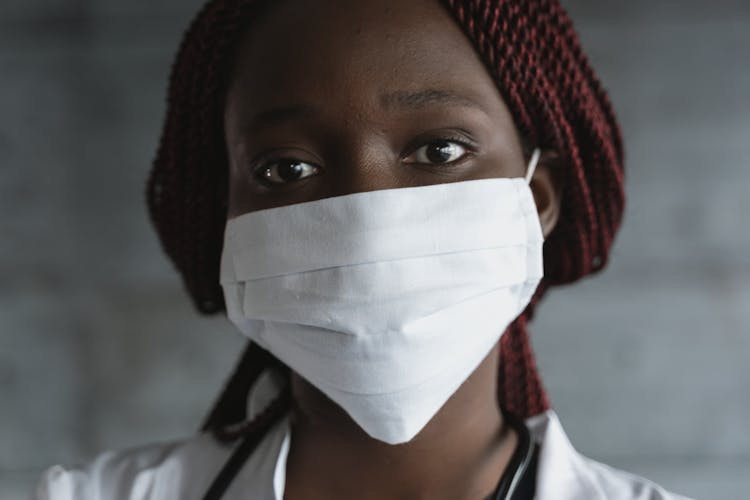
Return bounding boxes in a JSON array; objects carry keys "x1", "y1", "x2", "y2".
[{"x1": 227, "y1": 0, "x2": 503, "y2": 116}]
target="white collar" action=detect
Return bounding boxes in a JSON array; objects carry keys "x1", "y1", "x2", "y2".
[
  {"x1": 33, "y1": 370, "x2": 692, "y2": 499},
  {"x1": 243, "y1": 370, "x2": 690, "y2": 500}
]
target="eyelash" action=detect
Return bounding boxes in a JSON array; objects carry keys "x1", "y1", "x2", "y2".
[
  {"x1": 252, "y1": 159, "x2": 320, "y2": 188},
  {"x1": 250, "y1": 133, "x2": 478, "y2": 188},
  {"x1": 402, "y1": 134, "x2": 477, "y2": 165}
]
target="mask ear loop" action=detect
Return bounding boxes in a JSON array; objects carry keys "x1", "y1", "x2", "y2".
[{"x1": 525, "y1": 148, "x2": 541, "y2": 184}]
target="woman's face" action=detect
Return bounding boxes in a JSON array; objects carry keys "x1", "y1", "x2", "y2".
[{"x1": 224, "y1": 0, "x2": 559, "y2": 235}]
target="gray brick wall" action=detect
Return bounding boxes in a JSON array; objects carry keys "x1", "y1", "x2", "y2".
[{"x1": 2, "y1": 1, "x2": 748, "y2": 498}]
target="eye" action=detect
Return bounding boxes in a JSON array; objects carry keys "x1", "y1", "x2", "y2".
[
  {"x1": 254, "y1": 160, "x2": 320, "y2": 186},
  {"x1": 404, "y1": 139, "x2": 469, "y2": 165}
]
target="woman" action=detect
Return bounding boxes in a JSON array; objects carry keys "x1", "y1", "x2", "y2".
[{"x1": 34, "y1": 0, "x2": 692, "y2": 498}]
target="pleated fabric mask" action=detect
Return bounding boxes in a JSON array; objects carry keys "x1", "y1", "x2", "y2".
[{"x1": 220, "y1": 150, "x2": 544, "y2": 444}]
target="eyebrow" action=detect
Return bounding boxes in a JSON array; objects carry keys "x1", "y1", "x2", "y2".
[
  {"x1": 242, "y1": 89, "x2": 484, "y2": 132},
  {"x1": 243, "y1": 104, "x2": 318, "y2": 131},
  {"x1": 380, "y1": 89, "x2": 485, "y2": 112}
]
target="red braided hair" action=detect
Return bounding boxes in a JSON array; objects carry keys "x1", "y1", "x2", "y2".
[{"x1": 147, "y1": 0, "x2": 624, "y2": 438}]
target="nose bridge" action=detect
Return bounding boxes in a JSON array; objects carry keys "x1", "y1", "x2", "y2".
[{"x1": 325, "y1": 131, "x2": 401, "y2": 197}]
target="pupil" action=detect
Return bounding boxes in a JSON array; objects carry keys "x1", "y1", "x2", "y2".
[
  {"x1": 426, "y1": 141, "x2": 454, "y2": 163},
  {"x1": 278, "y1": 162, "x2": 303, "y2": 181}
]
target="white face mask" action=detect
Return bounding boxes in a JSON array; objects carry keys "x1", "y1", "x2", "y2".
[{"x1": 220, "y1": 150, "x2": 544, "y2": 444}]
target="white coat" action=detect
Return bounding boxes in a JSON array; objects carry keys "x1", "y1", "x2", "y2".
[{"x1": 32, "y1": 371, "x2": 693, "y2": 500}]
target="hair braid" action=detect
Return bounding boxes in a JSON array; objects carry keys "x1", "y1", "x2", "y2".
[{"x1": 148, "y1": 0, "x2": 624, "y2": 439}]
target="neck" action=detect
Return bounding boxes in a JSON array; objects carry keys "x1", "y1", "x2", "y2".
[{"x1": 284, "y1": 344, "x2": 518, "y2": 500}]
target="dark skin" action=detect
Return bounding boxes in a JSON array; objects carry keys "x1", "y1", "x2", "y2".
[{"x1": 223, "y1": 0, "x2": 562, "y2": 498}]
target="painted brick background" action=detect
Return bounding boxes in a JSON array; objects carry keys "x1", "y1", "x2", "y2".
[{"x1": 2, "y1": 1, "x2": 748, "y2": 498}]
